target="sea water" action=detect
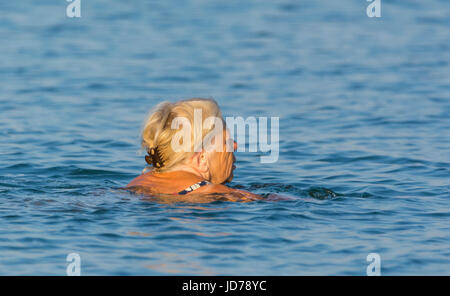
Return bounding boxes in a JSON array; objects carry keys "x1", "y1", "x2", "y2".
[{"x1": 0, "y1": 0, "x2": 449, "y2": 275}]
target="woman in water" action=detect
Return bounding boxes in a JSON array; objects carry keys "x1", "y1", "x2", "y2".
[{"x1": 126, "y1": 98, "x2": 262, "y2": 202}]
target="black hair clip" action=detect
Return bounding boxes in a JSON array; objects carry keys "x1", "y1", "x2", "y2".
[{"x1": 145, "y1": 147, "x2": 165, "y2": 168}]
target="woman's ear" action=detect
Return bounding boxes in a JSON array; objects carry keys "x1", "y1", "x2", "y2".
[{"x1": 192, "y1": 151, "x2": 209, "y2": 174}]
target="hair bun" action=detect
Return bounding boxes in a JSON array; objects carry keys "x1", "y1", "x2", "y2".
[{"x1": 145, "y1": 147, "x2": 165, "y2": 168}]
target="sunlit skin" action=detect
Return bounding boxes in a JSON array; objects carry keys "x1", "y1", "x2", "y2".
[{"x1": 126, "y1": 129, "x2": 262, "y2": 201}]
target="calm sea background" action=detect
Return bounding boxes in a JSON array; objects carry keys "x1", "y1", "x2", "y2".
[{"x1": 0, "y1": 0, "x2": 449, "y2": 275}]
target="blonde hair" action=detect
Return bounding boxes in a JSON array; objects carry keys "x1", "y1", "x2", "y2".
[{"x1": 141, "y1": 98, "x2": 224, "y2": 172}]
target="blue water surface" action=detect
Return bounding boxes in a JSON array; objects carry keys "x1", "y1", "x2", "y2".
[{"x1": 0, "y1": 0, "x2": 449, "y2": 275}]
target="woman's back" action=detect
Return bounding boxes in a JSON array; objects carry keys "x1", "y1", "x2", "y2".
[{"x1": 126, "y1": 171, "x2": 261, "y2": 203}]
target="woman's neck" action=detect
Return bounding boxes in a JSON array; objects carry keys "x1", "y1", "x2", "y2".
[{"x1": 163, "y1": 164, "x2": 210, "y2": 181}]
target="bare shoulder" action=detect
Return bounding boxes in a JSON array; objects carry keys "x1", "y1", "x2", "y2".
[
  {"x1": 199, "y1": 183, "x2": 233, "y2": 193},
  {"x1": 126, "y1": 172, "x2": 154, "y2": 188},
  {"x1": 199, "y1": 183, "x2": 263, "y2": 200},
  {"x1": 126, "y1": 175, "x2": 145, "y2": 188}
]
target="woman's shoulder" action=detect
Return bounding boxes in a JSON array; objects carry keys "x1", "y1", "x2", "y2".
[
  {"x1": 125, "y1": 171, "x2": 262, "y2": 200},
  {"x1": 196, "y1": 183, "x2": 232, "y2": 193},
  {"x1": 126, "y1": 172, "x2": 150, "y2": 188},
  {"x1": 197, "y1": 183, "x2": 262, "y2": 200},
  {"x1": 126, "y1": 171, "x2": 205, "y2": 194}
]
